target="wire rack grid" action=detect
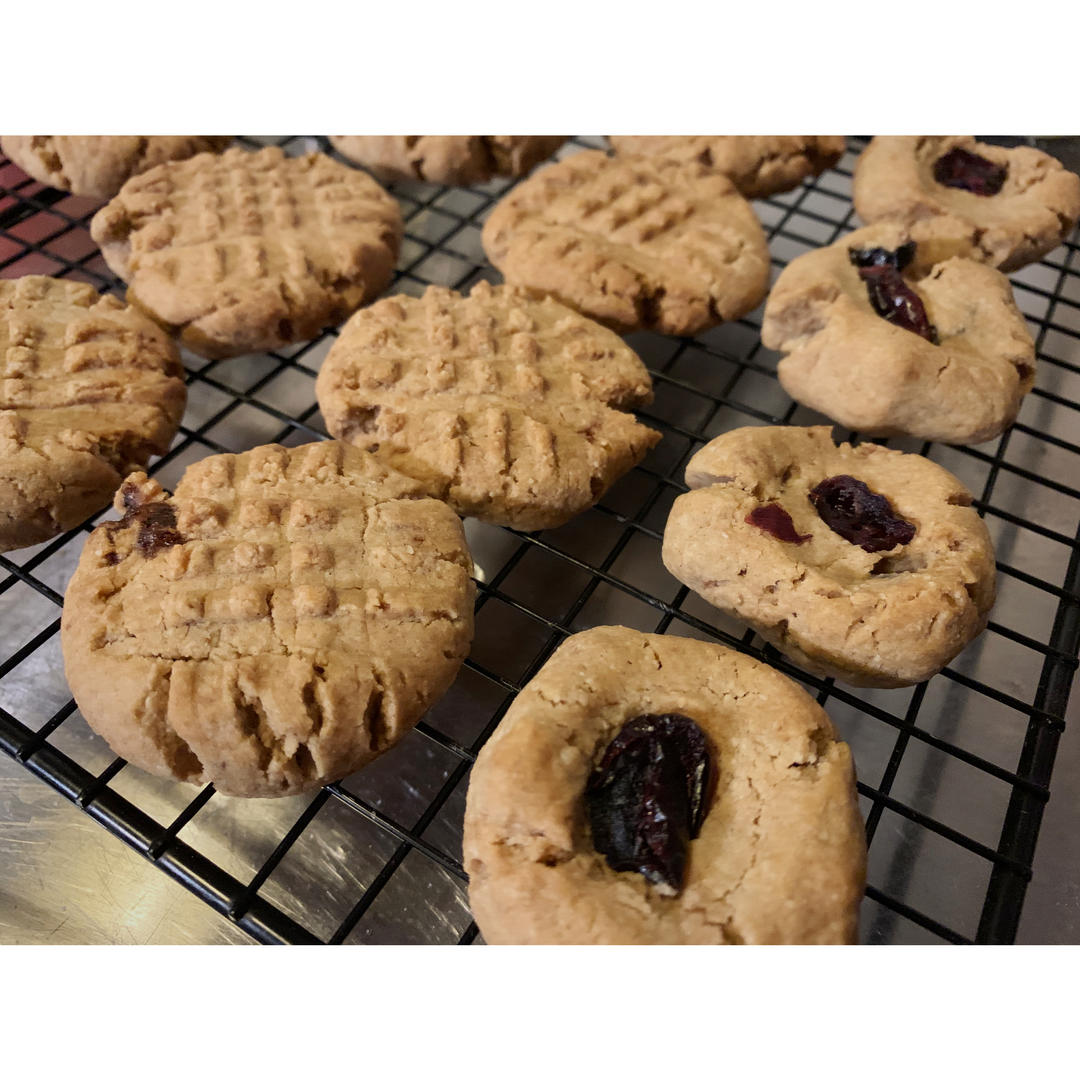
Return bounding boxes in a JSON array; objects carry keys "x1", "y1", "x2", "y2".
[{"x1": 0, "y1": 136, "x2": 1077, "y2": 945}]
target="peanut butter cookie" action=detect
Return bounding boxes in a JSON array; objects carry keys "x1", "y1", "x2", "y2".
[
  {"x1": 853, "y1": 137, "x2": 1080, "y2": 272},
  {"x1": 0, "y1": 275, "x2": 185, "y2": 552},
  {"x1": 60, "y1": 441, "x2": 475, "y2": 797},
  {"x1": 464, "y1": 625, "x2": 865, "y2": 944},
  {"x1": 316, "y1": 281, "x2": 660, "y2": 530},
  {"x1": 662, "y1": 426, "x2": 995, "y2": 688},
  {"x1": 482, "y1": 149, "x2": 770, "y2": 337},
  {"x1": 91, "y1": 146, "x2": 402, "y2": 359}
]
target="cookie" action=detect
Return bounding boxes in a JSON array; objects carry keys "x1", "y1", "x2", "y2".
[
  {"x1": 853, "y1": 137, "x2": 1080, "y2": 272},
  {"x1": 0, "y1": 136, "x2": 232, "y2": 200},
  {"x1": 315, "y1": 281, "x2": 660, "y2": 531},
  {"x1": 661, "y1": 426, "x2": 996, "y2": 688},
  {"x1": 90, "y1": 146, "x2": 403, "y2": 360},
  {"x1": 329, "y1": 136, "x2": 566, "y2": 186},
  {"x1": 761, "y1": 218, "x2": 1036, "y2": 445},
  {"x1": 463, "y1": 625, "x2": 866, "y2": 944},
  {"x1": 481, "y1": 149, "x2": 771, "y2": 337},
  {"x1": 60, "y1": 440, "x2": 475, "y2": 798},
  {"x1": 608, "y1": 136, "x2": 845, "y2": 198},
  {"x1": 0, "y1": 275, "x2": 185, "y2": 553}
]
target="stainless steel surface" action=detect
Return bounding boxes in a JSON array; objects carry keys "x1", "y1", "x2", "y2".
[{"x1": 0, "y1": 137, "x2": 1077, "y2": 944}]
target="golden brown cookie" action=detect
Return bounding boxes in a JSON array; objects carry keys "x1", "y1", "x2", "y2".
[
  {"x1": 0, "y1": 136, "x2": 232, "y2": 200},
  {"x1": 463, "y1": 625, "x2": 866, "y2": 944},
  {"x1": 0, "y1": 275, "x2": 185, "y2": 553},
  {"x1": 315, "y1": 281, "x2": 660, "y2": 530},
  {"x1": 60, "y1": 440, "x2": 475, "y2": 798},
  {"x1": 90, "y1": 146, "x2": 403, "y2": 359},
  {"x1": 329, "y1": 136, "x2": 566, "y2": 186},
  {"x1": 608, "y1": 136, "x2": 845, "y2": 198},
  {"x1": 662, "y1": 426, "x2": 996, "y2": 688},
  {"x1": 761, "y1": 217, "x2": 1036, "y2": 445},
  {"x1": 481, "y1": 149, "x2": 771, "y2": 337},
  {"x1": 853, "y1": 137, "x2": 1080, "y2": 272}
]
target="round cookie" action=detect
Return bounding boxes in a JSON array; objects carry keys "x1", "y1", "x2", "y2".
[
  {"x1": 761, "y1": 217, "x2": 1036, "y2": 445},
  {"x1": 329, "y1": 136, "x2": 566, "y2": 186},
  {"x1": 315, "y1": 281, "x2": 661, "y2": 530},
  {"x1": 90, "y1": 146, "x2": 403, "y2": 360},
  {"x1": 661, "y1": 426, "x2": 996, "y2": 689},
  {"x1": 1, "y1": 136, "x2": 232, "y2": 200},
  {"x1": 608, "y1": 136, "x2": 845, "y2": 198},
  {"x1": 853, "y1": 136, "x2": 1080, "y2": 272},
  {"x1": 463, "y1": 625, "x2": 866, "y2": 945},
  {"x1": 481, "y1": 149, "x2": 771, "y2": 337},
  {"x1": 0, "y1": 275, "x2": 185, "y2": 553},
  {"x1": 60, "y1": 440, "x2": 475, "y2": 798}
]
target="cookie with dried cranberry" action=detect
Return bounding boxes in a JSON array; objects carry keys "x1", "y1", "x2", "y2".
[
  {"x1": 661, "y1": 426, "x2": 995, "y2": 688},
  {"x1": 853, "y1": 137, "x2": 1080, "y2": 272},
  {"x1": 463, "y1": 625, "x2": 866, "y2": 944},
  {"x1": 761, "y1": 217, "x2": 1036, "y2": 445}
]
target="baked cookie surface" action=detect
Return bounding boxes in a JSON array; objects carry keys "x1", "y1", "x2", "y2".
[
  {"x1": 316, "y1": 281, "x2": 660, "y2": 530},
  {"x1": 762, "y1": 218, "x2": 1036, "y2": 445},
  {"x1": 481, "y1": 149, "x2": 770, "y2": 337},
  {"x1": 90, "y1": 146, "x2": 402, "y2": 359},
  {"x1": 329, "y1": 135, "x2": 566, "y2": 186},
  {"x1": 60, "y1": 440, "x2": 475, "y2": 798},
  {"x1": 853, "y1": 136, "x2": 1080, "y2": 272},
  {"x1": 0, "y1": 136, "x2": 232, "y2": 200},
  {"x1": 463, "y1": 625, "x2": 866, "y2": 944},
  {"x1": 608, "y1": 135, "x2": 845, "y2": 198},
  {"x1": 662, "y1": 426, "x2": 995, "y2": 688},
  {"x1": 0, "y1": 275, "x2": 185, "y2": 553}
]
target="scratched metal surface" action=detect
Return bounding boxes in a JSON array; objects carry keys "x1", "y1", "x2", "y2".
[{"x1": 0, "y1": 136, "x2": 1078, "y2": 944}]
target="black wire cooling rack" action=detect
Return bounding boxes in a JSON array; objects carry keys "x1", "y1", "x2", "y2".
[{"x1": 0, "y1": 136, "x2": 1077, "y2": 944}]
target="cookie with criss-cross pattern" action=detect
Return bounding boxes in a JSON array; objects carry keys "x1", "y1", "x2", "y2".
[
  {"x1": 60, "y1": 440, "x2": 475, "y2": 798},
  {"x1": 316, "y1": 281, "x2": 660, "y2": 530},
  {"x1": 463, "y1": 625, "x2": 866, "y2": 944},
  {"x1": 661, "y1": 426, "x2": 995, "y2": 688},
  {"x1": 90, "y1": 146, "x2": 402, "y2": 359},
  {"x1": 1, "y1": 136, "x2": 232, "y2": 200},
  {"x1": 853, "y1": 137, "x2": 1080, "y2": 272},
  {"x1": 481, "y1": 149, "x2": 770, "y2": 337},
  {"x1": 0, "y1": 275, "x2": 185, "y2": 553},
  {"x1": 761, "y1": 217, "x2": 1036, "y2": 445},
  {"x1": 329, "y1": 136, "x2": 566, "y2": 186},
  {"x1": 608, "y1": 136, "x2": 845, "y2": 198}
]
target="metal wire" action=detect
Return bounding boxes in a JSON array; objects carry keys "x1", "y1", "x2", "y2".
[{"x1": 0, "y1": 136, "x2": 1077, "y2": 944}]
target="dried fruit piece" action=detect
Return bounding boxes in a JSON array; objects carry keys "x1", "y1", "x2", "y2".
[
  {"x1": 848, "y1": 241, "x2": 916, "y2": 271},
  {"x1": 746, "y1": 503, "x2": 811, "y2": 544},
  {"x1": 586, "y1": 713, "x2": 713, "y2": 895},
  {"x1": 808, "y1": 474, "x2": 916, "y2": 553},
  {"x1": 105, "y1": 482, "x2": 186, "y2": 559},
  {"x1": 933, "y1": 147, "x2": 1007, "y2": 196},
  {"x1": 857, "y1": 263, "x2": 938, "y2": 343}
]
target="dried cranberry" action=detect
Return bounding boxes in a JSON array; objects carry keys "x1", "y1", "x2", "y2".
[
  {"x1": 848, "y1": 241, "x2": 916, "y2": 271},
  {"x1": 933, "y1": 147, "x2": 1007, "y2": 196},
  {"x1": 586, "y1": 713, "x2": 713, "y2": 894},
  {"x1": 808, "y1": 475, "x2": 916, "y2": 553},
  {"x1": 857, "y1": 265, "x2": 938, "y2": 343},
  {"x1": 134, "y1": 502, "x2": 184, "y2": 558},
  {"x1": 746, "y1": 503, "x2": 811, "y2": 544},
  {"x1": 106, "y1": 482, "x2": 185, "y2": 559}
]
